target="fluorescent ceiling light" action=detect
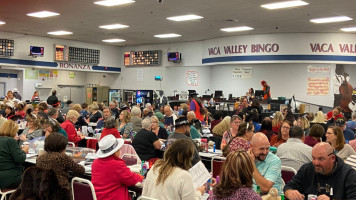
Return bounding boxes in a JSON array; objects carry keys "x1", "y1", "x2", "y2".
[
  {"x1": 154, "y1": 33, "x2": 181, "y2": 38},
  {"x1": 99, "y1": 24, "x2": 129, "y2": 29},
  {"x1": 167, "y1": 14, "x2": 203, "y2": 21},
  {"x1": 310, "y1": 16, "x2": 352, "y2": 23},
  {"x1": 221, "y1": 26, "x2": 254, "y2": 32},
  {"x1": 0, "y1": 21, "x2": 5, "y2": 25},
  {"x1": 27, "y1": 11, "x2": 60, "y2": 18},
  {"x1": 261, "y1": 0, "x2": 309, "y2": 9},
  {"x1": 340, "y1": 27, "x2": 356, "y2": 32},
  {"x1": 102, "y1": 38, "x2": 126, "y2": 43},
  {"x1": 94, "y1": 0, "x2": 135, "y2": 6},
  {"x1": 47, "y1": 31, "x2": 73, "y2": 35}
]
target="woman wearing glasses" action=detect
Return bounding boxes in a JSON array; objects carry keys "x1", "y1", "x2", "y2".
[
  {"x1": 221, "y1": 115, "x2": 242, "y2": 149},
  {"x1": 19, "y1": 109, "x2": 42, "y2": 143},
  {"x1": 326, "y1": 126, "x2": 356, "y2": 160},
  {"x1": 270, "y1": 120, "x2": 292, "y2": 147},
  {"x1": 208, "y1": 150, "x2": 262, "y2": 200}
]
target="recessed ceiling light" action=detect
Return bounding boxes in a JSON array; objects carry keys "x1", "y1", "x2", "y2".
[
  {"x1": 220, "y1": 26, "x2": 254, "y2": 32},
  {"x1": 99, "y1": 24, "x2": 129, "y2": 29},
  {"x1": 310, "y1": 16, "x2": 352, "y2": 23},
  {"x1": 154, "y1": 33, "x2": 182, "y2": 38},
  {"x1": 102, "y1": 38, "x2": 126, "y2": 43},
  {"x1": 27, "y1": 11, "x2": 60, "y2": 18},
  {"x1": 167, "y1": 14, "x2": 204, "y2": 22},
  {"x1": 94, "y1": 0, "x2": 135, "y2": 6},
  {"x1": 0, "y1": 21, "x2": 5, "y2": 25},
  {"x1": 261, "y1": 0, "x2": 309, "y2": 9},
  {"x1": 340, "y1": 27, "x2": 356, "y2": 32},
  {"x1": 47, "y1": 31, "x2": 73, "y2": 35}
]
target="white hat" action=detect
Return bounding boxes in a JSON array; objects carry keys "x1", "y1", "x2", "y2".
[
  {"x1": 96, "y1": 135, "x2": 124, "y2": 158},
  {"x1": 13, "y1": 88, "x2": 18, "y2": 92}
]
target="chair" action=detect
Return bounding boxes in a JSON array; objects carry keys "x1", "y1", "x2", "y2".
[
  {"x1": 71, "y1": 177, "x2": 97, "y2": 200},
  {"x1": 281, "y1": 166, "x2": 297, "y2": 184},
  {"x1": 121, "y1": 153, "x2": 141, "y2": 166},
  {"x1": 137, "y1": 196, "x2": 159, "y2": 200},
  {"x1": 120, "y1": 144, "x2": 142, "y2": 164},
  {"x1": 0, "y1": 188, "x2": 16, "y2": 200},
  {"x1": 211, "y1": 156, "x2": 226, "y2": 178},
  {"x1": 68, "y1": 142, "x2": 75, "y2": 147}
]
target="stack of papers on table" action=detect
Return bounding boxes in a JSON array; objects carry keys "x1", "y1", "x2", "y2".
[{"x1": 26, "y1": 153, "x2": 37, "y2": 158}]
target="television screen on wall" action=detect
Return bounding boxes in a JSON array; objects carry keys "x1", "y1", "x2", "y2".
[{"x1": 30, "y1": 46, "x2": 44, "y2": 56}]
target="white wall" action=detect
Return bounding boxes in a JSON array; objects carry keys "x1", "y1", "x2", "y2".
[{"x1": 0, "y1": 69, "x2": 20, "y2": 95}]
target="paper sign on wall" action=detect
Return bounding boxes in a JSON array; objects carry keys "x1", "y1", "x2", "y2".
[
  {"x1": 307, "y1": 65, "x2": 331, "y2": 74},
  {"x1": 307, "y1": 77, "x2": 330, "y2": 95},
  {"x1": 25, "y1": 68, "x2": 38, "y2": 79},
  {"x1": 232, "y1": 67, "x2": 252, "y2": 79},
  {"x1": 186, "y1": 71, "x2": 199, "y2": 86}
]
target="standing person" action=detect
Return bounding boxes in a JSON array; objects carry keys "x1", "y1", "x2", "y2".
[
  {"x1": 12, "y1": 88, "x2": 22, "y2": 101},
  {"x1": 261, "y1": 80, "x2": 271, "y2": 103},
  {"x1": 208, "y1": 150, "x2": 262, "y2": 200},
  {"x1": 46, "y1": 90, "x2": 58, "y2": 106},
  {"x1": 143, "y1": 138, "x2": 205, "y2": 200},
  {"x1": 36, "y1": 133, "x2": 85, "y2": 189},
  {"x1": 189, "y1": 92, "x2": 205, "y2": 122},
  {"x1": 92, "y1": 135, "x2": 143, "y2": 200},
  {"x1": 284, "y1": 142, "x2": 356, "y2": 200}
]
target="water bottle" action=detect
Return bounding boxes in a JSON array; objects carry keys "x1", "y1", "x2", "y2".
[
  {"x1": 213, "y1": 143, "x2": 216, "y2": 153},
  {"x1": 141, "y1": 161, "x2": 145, "y2": 176}
]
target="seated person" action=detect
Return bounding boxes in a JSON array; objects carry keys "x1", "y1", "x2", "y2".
[
  {"x1": 72, "y1": 104, "x2": 88, "y2": 129},
  {"x1": 248, "y1": 133, "x2": 283, "y2": 194},
  {"x1": 284, "y1": 142, "x2": 356, "y2": 200},
  {"x1": 221, "y1": 115, "x2": 241, "y2": 149},
  {"x1": 130, "y1": 107, "x2": 142, "y2": 132},
  {"x1": 259, "y1": 117, "x2": 275, "y2": 142},
  {"x1": 304, "y1": 124, "x2": 324, "y2": 147},
  {"x1": 334, "y1": 117, "x2": 355, "y2": 141},
  {"x1": 132, "y1": 117, "x2": 161, "y2": 161},
  {"x1": 212, "y1": 116, "x2": 231, "y2": 138},
  {"x1": 36, "y1": 133, "x2": 85, "y2": 189},
  {"x1": 210, "y1": 111, "x2": 223, "y2": 135},
  {"x1": 118, "y1": 110, "x2": 133, "y2": 139},
  {"x1": 109, "y1": 102, "x2": 119, "y2": 119},
  {"x1": 100, "y1": 116, "x2": 121, "y2": 140},
  {"x1": 10, "y1": 167, "x2": 71, "y2": 200},
  {"x1": 326, "y1": 126, "x2": 356, "y2": 160},
  {"x1": 96, "y1": 107, "x2": 111, "y2": 130},
  {"x1": 208, "y1": 150, "x2": 262, "y2": 200},
  {"x1": 150, "y1": 116, "x2": 168, "y2": 139},
  {"x1": 270, "y1": 120, "x2": 291, "y2": 147},
  {"x1": 19, "y1": 109, "x2": 43, "y2": 143},
  {"x1": 0, "y1": 120, "x2": 28, "y2": 189},
  {"x1": 92, "y1": 135, "x2": 143, "y2": 200},
  {"x1": 223, "y1": 122, "x2": 254, "y2": 157},
  {"x1": 15, "y1": 102, "x2": 26, "y2": 119},
  {"x1": 61, "y1": 110, "x2": 85, "y2": 147},
  {"x1": 88, "y1": 103, "x2": 102, "y2": 123},
  {"x1": 143, "y1": 138, "x2": 205, "y2": 199},
  {"x1": 41, "y1": 117, "x2": 67, "y2": 139},
  {"x1": 187, "y1": 111, "x2": 202, "y2": 133},
  {"x1": 4, "y1": 105, "x2": 18, "y2": 121},
  {"x1": 163, "y1": 105, "x2": 177, "y2": 127}
]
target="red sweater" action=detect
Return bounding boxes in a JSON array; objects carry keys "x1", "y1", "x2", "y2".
[
  {"x1": 91, "y1": 155, "x2": 142, "y2": 200},
  {"x1": 60, "y1": 120, "x2": 82, "y2": 145},
  {"x1": 100, "y1": 128, "x2": 121, "y2": 140}
]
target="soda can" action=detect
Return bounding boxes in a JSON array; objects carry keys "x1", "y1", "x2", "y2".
[{"x1": 307, "y1": 194, "x2": 317, "y2": 200}]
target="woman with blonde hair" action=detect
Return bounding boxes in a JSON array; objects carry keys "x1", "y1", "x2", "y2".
[
  {"x1": 118, "y1": 110, "x2": 133, "y2": 139},
  {"x1": 143, "y1": 138, "x2": 205, "y2": 199},
  {"x1": 0, "y1": 120, "x2": 28, "y2": 189},
  {"x1": 212, "y1": 116, "x2": 231, "y2": 137},
  {"x1": 61, "y1": 110, "x2": 85, "y2": 146},
  {"x1": 272, "y1": 111, "x2": 284, "y2": 133},
  {"x1": 326, "y1": 126, "x2": 356, "y2": 160},
  {"x1": 297, "y1": 116, "x2": 310, "y2": 135},
  {"x1": 208, "y1": 150, "x2": 262, "y2": 200},
  {"x1": 87, "y1": 103, "x2": 102, "y2": 123},
  {"x1": 72, "y1": 103, "x2": 88, "y2": 128},
  {"x1": 312, "y1": 111, "x2": 326, "y2": 123}
]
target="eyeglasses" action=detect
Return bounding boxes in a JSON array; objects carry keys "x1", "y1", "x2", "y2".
[{"x1": 282, "y1": 126, "x2": 290, "y2": 130}]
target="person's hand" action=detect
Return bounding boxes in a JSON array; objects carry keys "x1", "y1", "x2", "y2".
[
  {"x1": 14, "y1": 135, "x2": 19, "y2": 140},
  {"x1": 80, "y1": 135, "x2": 85, "y2": 139},
  {"x1": 317, "y1": 195, "x2": 330, "y2": 200},
  {"x1": 196, "y1": 185, "x2": 206, "y2": 196},
  {"x1": 285, "y1": 190, "x2": 305, "y2": 200},
  {"x1": 211, "y1": 178, "x2": 217, "y2": 187},
  {"x1": 248, "y1": 149, "x2": 255, "y2": 163},
  {"x1": 22, "y1": 146, "x2": 29, "y2": 154},
  {"x1": 45, "y1": 130, "x2": 51, "y2": 138},
  {"x1": 20, "y1": 134, "x2": 27, "y2": 141}
]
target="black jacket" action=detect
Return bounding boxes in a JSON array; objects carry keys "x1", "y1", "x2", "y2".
[
  {"x1": 47, "y1": 95, "x2": 58, "y2": 106},
  {"x1": 284, "y1": 156, "x2": 356, "y2": 199}
]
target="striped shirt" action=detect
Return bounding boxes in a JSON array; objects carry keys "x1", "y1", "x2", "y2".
[
  {"x1": 276, "y1": 138, "x2": 312, "y2": 171},
  {"x1": 345, "y1": 155, "x2": 356, "y2": 170}
]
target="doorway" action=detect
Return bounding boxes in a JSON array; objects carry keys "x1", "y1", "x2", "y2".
[{"x1": 57, "y1": 85, "x2": 85, "y2": 104}]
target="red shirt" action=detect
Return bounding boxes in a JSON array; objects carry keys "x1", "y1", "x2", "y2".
[
  {"x1": 326, "y1": 111, "x2": 343, "y2": 120},
  {"x1": 91, "y1": 155, "x2": 142, "y2": 200},
  {"x1": 60, "y1": 120, "x2": 82, "y2": 145},
  {"x1": 270, "y1": 134, "x2": 287, "y2": 147},
  {"x1": 100, "y1": 128, "x2": 121, "y2": 140}
]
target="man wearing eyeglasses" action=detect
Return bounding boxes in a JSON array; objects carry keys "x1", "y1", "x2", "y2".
[{"x1": 284, "y1": 142, "x2": 356, "y2": 200}]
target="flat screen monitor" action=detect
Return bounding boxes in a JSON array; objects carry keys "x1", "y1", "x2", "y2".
[
  {"x1": 255, "y1": 90, "x2": 264, "y2": 99},
  {"x1": 136, "y1": 90, "x2": 153, "y2": 104},
  {"x1": 167, "y1": 52, "x2": 180, "y2": 62},
  {"x1": 30, "y1": 46, "x2": 44, "y2": 56},
  {"x1": 215, "y1": 90, "x2": 223, "y2": 98}
]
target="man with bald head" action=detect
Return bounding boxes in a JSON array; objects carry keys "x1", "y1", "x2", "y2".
[
  {"x1": 284, "y1": 142, "x2": 356, "y2": 200},
  {"x1": 248, "y1": 133, "x2": 283, "y2": 194}
]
